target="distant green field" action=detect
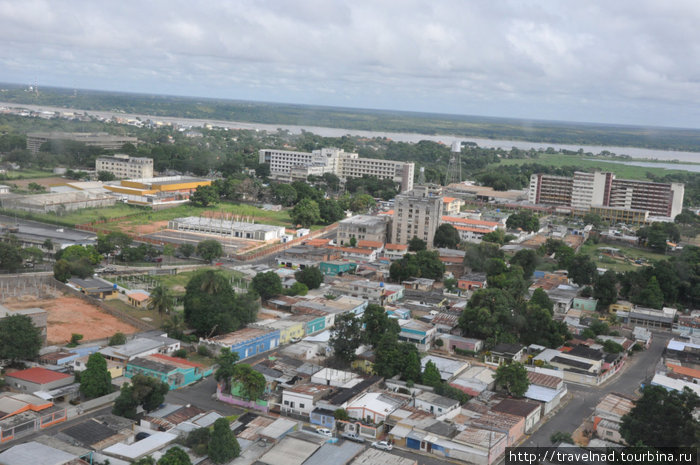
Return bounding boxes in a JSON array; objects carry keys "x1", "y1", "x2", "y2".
[
  {"x1": 495, "y1": 153, "x2": 691, "y2": 180},
  {"x1": 1, "y1": 169, "x2": 56, "y2": 180},
  {"x1": 0, "y1": 201, "x2": 293, "y2": 230},
  {"x1": 578, "y1": 242, "x2": 667, "y2": 272}
]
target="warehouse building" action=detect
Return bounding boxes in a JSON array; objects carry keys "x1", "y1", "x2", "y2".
[
  {"x1": 26, "y1": 131, "x2": 137, "y2": 154},
  {"x1": 168, "y1": 216, "x2": 286, "y2": 241}
]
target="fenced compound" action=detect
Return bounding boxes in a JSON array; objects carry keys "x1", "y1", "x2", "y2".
[{"x1": 0, "y1": 274, "x2": 60, "y2": 302}]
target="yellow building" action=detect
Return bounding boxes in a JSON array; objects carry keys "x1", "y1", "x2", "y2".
[
  {"x1": 258, "y1": 319, "x2": 305, "y2": 345},
  {"x1": 609, "y1": 301, "x2": 633, "y2": 314},
  {"x1": 589, "y1": 206, "x2": 649, "y2": 226},
  {"x1": 105, "y1": 175, "x2": 211, "y2": 207}
]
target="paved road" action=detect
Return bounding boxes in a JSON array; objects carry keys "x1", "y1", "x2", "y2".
[
  {"x1": 165, "y1": 375, "x2": 246, "y2": 417},
  {"x1": 523, "y1": 331, "x2": 670, "y2": 447}
]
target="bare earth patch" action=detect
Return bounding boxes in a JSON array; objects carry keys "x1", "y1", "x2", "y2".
[{"x1": 5, "y1": 296, "x2": 139, "y2": 345}]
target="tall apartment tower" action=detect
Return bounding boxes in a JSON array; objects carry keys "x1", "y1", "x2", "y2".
[
  {"x1": 391, "y1": 186, "x2": 444, "y2": 247},
  {"x1": 528, "y1": 171, "x2": 685, "y2": 219}
]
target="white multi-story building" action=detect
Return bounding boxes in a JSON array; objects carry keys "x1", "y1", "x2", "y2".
[
  {"x1": 391, "y1": 186, "x2": 444, "y2": 247},
  {"x1": 259, "y1": 147, "x2": 414, "y2": 192},
  {"x1": 96, "y1": 154, "x2": 154, "y2": 179}
]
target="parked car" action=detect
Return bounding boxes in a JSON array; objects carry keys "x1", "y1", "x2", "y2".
[
  {"x1": 371, "y1": 441, "x2": 392, "y2": 451},
  {"x1": 316, "y1": 427, "x2": 333, "y2": 437},
  {"x1": 341, "y1": 431, "x2": 366, "y2": 443}
]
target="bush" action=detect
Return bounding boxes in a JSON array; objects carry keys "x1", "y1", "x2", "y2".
[
  {"x1": 197, "y1": 345, "x2": 211, "y2": 357},
  {"x1": 435, "y1": 339, "x2": 444, "y2": 347},
  {"x1": 174, "y1": 349, "x2": 188, "y2": 359}
]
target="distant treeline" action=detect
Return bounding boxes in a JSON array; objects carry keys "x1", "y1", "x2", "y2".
[{"x1": 3, "y1": 83, "x2": 700, "y2": 151}]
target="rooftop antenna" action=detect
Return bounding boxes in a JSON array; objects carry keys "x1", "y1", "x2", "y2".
[{"x1": 445, "y1": 141, "x2": 462, "y2": 186}]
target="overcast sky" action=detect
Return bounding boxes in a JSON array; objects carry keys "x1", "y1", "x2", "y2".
[{"x1": 2, "y1": 1, "x2": 700, "y2": 128}]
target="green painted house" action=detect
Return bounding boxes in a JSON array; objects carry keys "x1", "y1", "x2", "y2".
[
  {"x1": 320, "y1": 261, "x2": 357, "y2": 276},
  {"x1": 125, "y1": 354, "x2": 213, "y2": 390}
]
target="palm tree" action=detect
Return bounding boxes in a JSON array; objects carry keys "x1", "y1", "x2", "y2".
[
  {"x1": 199, "y1": 270, "x2": 226, "y2": 294},
  {"x1": 161, "y1": 312, "x2": 186, "y2": 339},
  {"x1": 148, "y1": 285, "x2": 174, "y2": 315}
]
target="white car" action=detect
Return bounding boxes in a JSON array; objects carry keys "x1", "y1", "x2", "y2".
[
  {"x1": 316, "y1": 427, "x2": 333, "y2": 437},
  {"x1": 371, "y1": 441, "x2": 393, "y2": 451}
]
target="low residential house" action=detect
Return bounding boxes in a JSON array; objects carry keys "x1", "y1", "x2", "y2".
[
  {"x1": 329, "y1": 246, "x2": 378, "y2": 262},
  {"x1": 40, "y1": 344, "x2": 99, "y2": 367},
  {"x1": 534, "y1": 348, "x2": 604, "y2": 385},
  {"x1": 597, "y1": 335, "x2": 634, "y2": 354},
  {"x1": 458, "y1": 273, "x2": 487, "y2": 292},
  {"x1": 99, "y1": 335, "x2": 180, "y2": 364},
  {"x1": 5, "y1": 367, "x2": 74, "y2": 393},
  {"x1": 524, "y1": 368, "x2": 567, "y2": 415},
  {"x1": 351, "y1": 348, "x2": 376, "y2": 375},
  {"x1": 491, "y1": 398, "x2": 542, "y2": 433},
  {"x1": 346, "y1": 392, "x2": 406, "y2": 425},
  {"x1": 319, "y1": 260, "x2": 357, "y2": 277},
  {"x1": 650, "y1": 373, "x2": 700, "y2": 396},
  {"x1": 102, "y1": 431, "x2": 177, "y2": 463},
  {"x1": 461, "y1": 402, "x2": 525, "y2": 447},
  {"x1": 0, "y1": 442, "x2": 83, "y2": 465},
  {"x1": 73, "y1": 354, "x2": 124, "y2": 378},
  {"x1": 451, "y1": 426, "x2": 508, "y2": 465},
  {"x1": 665, "y1": 339, "x2": 700, "y2": 366},
  {"x1": 665, "y1": 363, "x2": 700, "y2": 384},
  {"x1": 257, "y1": 318, "x2": 305, "y2": 345},
  {"x1": 628, "y1": 306, "x2": 677, "y2": 330},
  {"x1": 420, "y1": 355, "x2": 469, "y2": 382},
  {"x1": 572, "y1": 297, "x2": 598, "y2": 311},
  {"x1": 288, "y1": 313, "x2": 327, "y2": 336},
  {"x1": 68, "y1": 277, "x2": 117, "y2": 299},
  {"x1": 485, "y1": 343, "x2": 525, "y2": 366},
  {"x1": 126, "y1": 291, "x2": 150, "y2": 308},
  {"x1": 449, "y1": 366, "x2": 496, "y2": 396},
  {"x1": 312, "y1": 376, "x2": 383, "y2": 431},
  {"x1": 125, "y1": 354, "x2": 213, "y2": 390},
  {"x1": 398, "y1": 319, "x2": 437, "y2": 351},
  {"x1": 439, "y1": 335, "x2": 484, "y2": 355},
  {"x1": 311, "y1": 367, "x2": 359, "y2": 388},
  {"x1": 632, "y1": 326, "x2": 652, "y2": 349},
  {"x1": 402, "y1": 278, "x2": 435, "y2": 292},
  {"x1": 203, "y1": 327, "x2": 280, "y2": 361},
  {"x1": 413, "y1": 391, "x2": 460, "y2": 417},
  {"x1": 328, "y1": 279, "x2": 404, "y2": 305},
  {"x1": 544, "y1": 285, "x2": 579, "y2": 314},
  {"x1": 384, "y1": 243, "x2": 408, "y2": 260},
  {"x1": 281, "y1": 383, "x2": 333, "y2": 418},
  {"x1": 276, "y1": 246, "x2": 341, "y2": 269},
  {"x1": 593, "y1": 393, "x2": 635, "y2": 444},
  {"x1": 431, "y1": 312, "x2": 460, "y2": 334},
  {"x1": 140, "y1": 403, "x2": 208, "y2": 433}
]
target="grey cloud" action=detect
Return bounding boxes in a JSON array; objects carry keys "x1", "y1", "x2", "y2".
[{"x1": 1, "y1": 0, "x2": 699, "y2": 126}]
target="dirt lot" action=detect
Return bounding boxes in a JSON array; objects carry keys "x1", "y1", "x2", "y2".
[
  {"x1": 5, "y1": 296, "x2": 139, "y2": 344},
  {"x1": 7, "y1": 177, "x2": 67, "y2": 189}
]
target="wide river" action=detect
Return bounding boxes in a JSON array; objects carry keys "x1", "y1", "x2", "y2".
[{"x1": 4, "y1": 101, "x2": 700, "y2": 164}]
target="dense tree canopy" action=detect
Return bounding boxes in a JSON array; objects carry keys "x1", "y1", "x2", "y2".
[
  {"x1": 208, "y1": 418, "x2": 240, "y2": 464},
  {"x1": 251, "y1": 271, "x2": 283, "y2": 300},
  {"x1": 0, "y1": 314, "x2": 42, "y2": 361},
  {"x1": 620, "y1": 385, "x2": 698, "y2": 448},
  {"x1": 80, "y1": 353, "x2": 112, "y2": 399},
  {"x1": 294, "y1": 266, "x2": 323, "y2": 289},
  {"x1": 196, "y1": 239, "x2": 223, "y2": 262},
  {"x1": 112, "y1": 374, "x2": 169, "y2": 419},
  {"x1": 494, "y1": 362, "x2": 530, "y2": 397},
  {"x1": 433, "y1": 224, "x2": 461, "y2": 249},
  {"x1": 390, "y1": 250, "x2": 445, "y2": 282},
  {"x1": 506, "y1": 211, "x2": 540, "y2": 232},
  {"x1": 291, "y1": 198, "x2": 321, "y2": 227},
  {"x1": 184, "y1": 270, "x2": 258, "y2": 336},
  {"x1": 329, "y1": 313, "x2": 363, "y2": 364}
]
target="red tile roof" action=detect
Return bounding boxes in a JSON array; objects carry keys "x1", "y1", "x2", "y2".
[
  {"x1": 442, "y1": 216, "x2": 500, "y2": 227},
  {"x1": 357, "y1": 240, "x2": 384, "y2": 249},
  {"x1": 151, "y1": 353, "x2": 204, "y2": 369},
  {"x1": 385, "y1": 243, "x2": 408, "y2": 251},
  {"x1": 6, "y1": 367, "x2": 72, "y2": 385}
]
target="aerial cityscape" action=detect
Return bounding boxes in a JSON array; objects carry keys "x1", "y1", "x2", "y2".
[{"x1": 0, "y1": 2, "x2": 699, "y2": 465}]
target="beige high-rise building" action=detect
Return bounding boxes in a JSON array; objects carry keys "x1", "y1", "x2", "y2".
[{"x1": 391, "y1": 186, "x2": 444, "y2": 247}]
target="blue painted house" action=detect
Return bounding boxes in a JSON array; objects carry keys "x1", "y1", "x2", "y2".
[
  {"x1": 205, "y1": 327, "x2": 280, "y2": 361},
  {"x1": 125, "y1": 354, "x2": 213, "y2": 390}
]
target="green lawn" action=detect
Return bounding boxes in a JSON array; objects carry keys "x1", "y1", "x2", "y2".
[
  {"x1": 102, "y1": 298, "x2": 168, "y2": 329},
  {"x1": 114, "y1": 267, "x2": 247, "y2": 295},
  {"x1": 1, "y1": 201, "x2": 294, "y2": 230},
  {"x1": 495, "y1": 153, "x2": 691, "y2": 180},
  {"x1": 1, "y1": 169, "x2": 56, "y2": 179},
  {"x1": 578, "y1": 242, "x2": 668, "y2": 272}
]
